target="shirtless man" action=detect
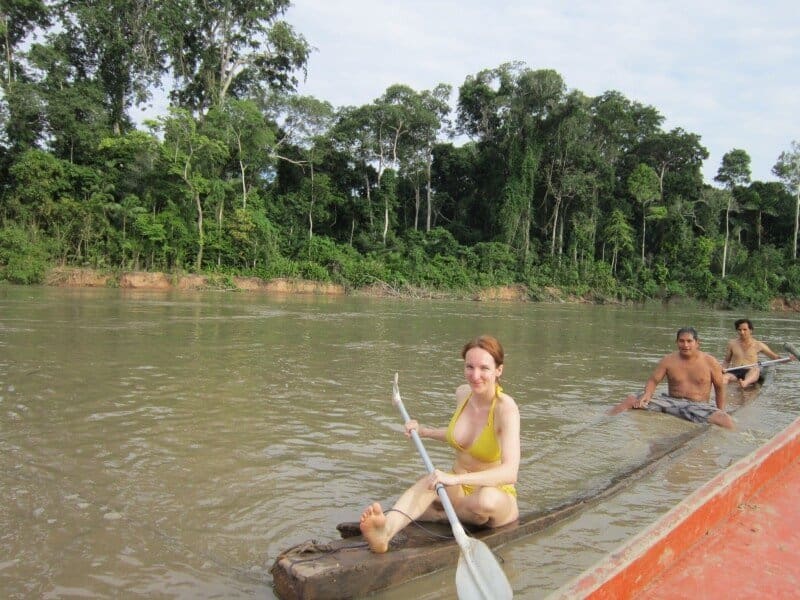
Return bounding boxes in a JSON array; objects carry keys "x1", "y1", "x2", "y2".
[
  {"x1": 610, "y1": 327, "x2": 733, "y2": 429},
  {"x1": 722, "y1": 319, "x2": 781, "y2": 388}
]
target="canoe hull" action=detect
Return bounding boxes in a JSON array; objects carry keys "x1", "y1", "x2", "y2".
[
  {"x1": 270, "y1": 376, "x2": 771, "y2": 599},
  {"x1": 271, "y1": 507, "x2": 579, "y2": 600},
  {"x1": 270, "y1": 427, "x2": 702, "y2": 600}
]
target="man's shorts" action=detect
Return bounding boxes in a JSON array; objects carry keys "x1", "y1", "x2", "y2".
[
  {"x1": 726, "y1": 367, "x2": 751, "y2": 380},
  {"x1": 641, "y1": 393, "x2": 720, "y2": 424}
]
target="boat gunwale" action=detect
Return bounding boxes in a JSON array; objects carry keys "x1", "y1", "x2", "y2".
[{"x1": 548, "y1": 414, "x2": 800, "y2": 599}]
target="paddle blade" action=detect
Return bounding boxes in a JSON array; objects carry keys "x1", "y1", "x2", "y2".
[
  {"x1": 785, "y1": 342, "x2": 800, "y2": 361},
  {"x1": 455, "y1": 538, "x2": 513, "y2": 600}
]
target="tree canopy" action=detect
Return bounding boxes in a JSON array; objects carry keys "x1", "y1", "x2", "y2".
[{"x1": 0, "y1": 3, "x2": 798, "y2": 309}]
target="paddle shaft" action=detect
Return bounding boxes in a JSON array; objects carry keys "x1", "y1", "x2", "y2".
[
  {"x1": 723, "y1": 356, "x2": 792, "y2": 373},
  {"x1": 391, "y1": 377, "x2": 469, "y2": 543},
  {"x1": 724, "y1": 343, "x2": 800, "y2": 373}
]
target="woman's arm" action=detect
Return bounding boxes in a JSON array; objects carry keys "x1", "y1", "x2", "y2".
[{"x1": 418, "y1": 424, "x2": 448, "y2": 442}]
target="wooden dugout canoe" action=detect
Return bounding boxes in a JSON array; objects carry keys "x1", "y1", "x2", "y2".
[
  {"x1": 270, "y1": 431, "x2": 705, "y2": 599},
  {"x1": 270, "y1": 375, "x2": 773, "y2": 599}
]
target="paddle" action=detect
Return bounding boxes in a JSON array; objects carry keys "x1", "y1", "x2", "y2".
[
  {"x1": 724, "y1": 342, "x2": 800, "y2": 373},
  {"x1": 723, "y1": 356, "x2": 792, "y2": 373},
  {"x1": 392, "y1": 373, "x2": 513, "y2": 600}
]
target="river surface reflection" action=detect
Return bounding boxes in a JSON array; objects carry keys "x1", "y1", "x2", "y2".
[{"x1": 1, "y1": 285, "x2": 798, "y2": 598}]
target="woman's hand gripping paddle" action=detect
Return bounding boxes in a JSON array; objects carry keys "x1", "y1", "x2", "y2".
[{"x1": 392, "y1": 373, "x2": 513, "y2": 600}]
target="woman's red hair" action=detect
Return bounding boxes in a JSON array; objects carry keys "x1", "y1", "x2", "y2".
[{"x1": 461, "y1": 335, "x2": 504, "y2": 367}]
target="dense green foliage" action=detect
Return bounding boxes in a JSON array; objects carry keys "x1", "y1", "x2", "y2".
[{"x1": 1, "y1": 2, "x2": 799, "y2": 308}]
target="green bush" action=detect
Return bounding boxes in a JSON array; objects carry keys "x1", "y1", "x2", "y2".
[
  {"x1": 781, "y1": 264, "x2": 800, "y2": 298},
  {"x1": 298, "y1": 260, "x2": 331, "y2": 282},
  {"x1": 725, "y1": 277, "x2": 770, "y2": 309},
  {"x1": 414, "y1": 254, "x2": 471, "y2": 289},
  {"x1": 0, "y1": 225, "x2": 51, "y2": 284},
  {"x1": 470, "y1": 241, "x2": 518, "y2": 286},
  {"x1": 341, "y1": 255, "x2": 394, "y2": 288},
  {"x1": 423, "y1": 227, "x2": 462, "y2": 257},
  {"x1": 257, "y1": 255, "x2": 300, "y2": 279},
  {"x1": 664, "y1": 279, "x2": 688, "y2": 298}
]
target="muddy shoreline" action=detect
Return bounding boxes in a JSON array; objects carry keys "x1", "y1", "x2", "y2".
[
  {"x1": 34, "y1": 266, "x2": 800, "y2": 311},
  {"x1": 40, "y1": 267, "x2": 555, "y2": 302}
]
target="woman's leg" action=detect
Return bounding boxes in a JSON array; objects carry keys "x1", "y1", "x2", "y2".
[
  {"x1": 453, "y1": 486, "x2": 518, "y2": 528},
  {"x1": 360, "y1": 475, "x2": 438, "y2": 553}
]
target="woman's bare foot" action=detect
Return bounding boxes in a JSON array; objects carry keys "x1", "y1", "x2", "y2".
[{"x1": 359, "y1": 502, "x2": 390, "y2": 553}]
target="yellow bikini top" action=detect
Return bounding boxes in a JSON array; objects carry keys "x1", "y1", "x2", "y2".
[{"x1": 446, "y1": 385, "x2": 502, "y2": 463}]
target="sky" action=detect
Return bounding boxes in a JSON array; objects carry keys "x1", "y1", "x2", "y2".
[{"x1": 286, "y1": 0, "x2": 799, "y2": 185}]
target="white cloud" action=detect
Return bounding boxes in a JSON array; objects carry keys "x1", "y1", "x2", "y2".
[{"x1": 287, "y1": 0, "x2": 800, "y2": 183}]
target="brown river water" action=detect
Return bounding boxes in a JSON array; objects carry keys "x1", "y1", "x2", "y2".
[{"x1": 1, "y1": 285, "x2": 798, "y2": 599}]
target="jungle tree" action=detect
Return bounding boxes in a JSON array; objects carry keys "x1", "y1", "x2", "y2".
[
  {"x1": 56, "y1": 0, "x2": 165, "y2": 135},
  {"x1": 715, "y1": 149, "x2": 751, "y2": 277},
  {"x1": 634, "y1": 128, "x2": 707, "y2": 202},
  {"x1": 738, "y1": 181, "x2": 782, "y2": 250},
  {"x1": 332, "y1": 84, "x2": 448, "y2": 246},
  {"x1": 157, "y1": 108, "x2": 228, "y2": 269},
  {"x1": 627, "y1": 163, "x2": 661, "y2": 262},
  {"x1": 773, "y1": 140, "x2": 800, "y2": 259},
  {"x1": 271, "y1": 94, "x2": 337, "y2": 238},
  {"x1": 159, "y1": 0, "x2": 310, "y2": 115},
  {"x1": 603, "y1": 208, "x2": 634, "y2": 274},
  {"x1": 0, "y1": 0, "x2": 49, "y2": 85}
]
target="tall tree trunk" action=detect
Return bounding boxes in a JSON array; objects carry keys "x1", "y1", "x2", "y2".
[
  {"x1": 413, "y1": 186, "x2": 420, "y2": 231},
  {"x1": 308, "y1": 164, "x2": 315, "y2": 239},
  {"x1": 757, "y1": 211, "x2": 762, "y2": 249},
  {"x1": 216, "y1": 193, "x2": 224, "y2": 266},
  {"x1": 426, "y1": 146, "x2": 433, "y2": 232},
  {"x1": 382, "y1": 198, "x2": 389, "y2": 245},
  {"x1": 364, "y1": 174, "x2": 373, "y2": 228},
  {"x1": 641, "y1": 212, "x2": 646, "y2": 263},
  {"x1": 238, "y1": 135, "x2": 247, "y2": 208},
  {"x1": 550, "y1": 196, "x2": 562, "y2": 256},
  {"x1": 722, "y1": 198, "x2": 731, "y2": 278},
  {"x1": 794, "y1": 190, "x2": 799, "y2": 260},
  {"x1": 195, "y1": 191, "x2": 204, "y2": 270},
  {"x1": 523, "y1": 206, "x2": 531, "y2": 262},
  {"x1": 3, "y1": 14, "x2": 13, "y2": 84}
]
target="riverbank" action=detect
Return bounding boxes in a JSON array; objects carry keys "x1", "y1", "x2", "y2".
[
  {"x1": 40, "y1": 266, "x2": 574, "y2": 303},
  {"x1": 32, "y1": 266, "x2": 800, "y2": 311}
]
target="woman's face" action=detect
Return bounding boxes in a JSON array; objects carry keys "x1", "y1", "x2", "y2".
[{"x1": 463, "y1": 347, "x2": 503, "y2": 394}]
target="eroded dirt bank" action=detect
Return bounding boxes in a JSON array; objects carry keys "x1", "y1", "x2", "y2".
[{"x1": 39, "y1": 266, "x2": 800, "y2": 310}]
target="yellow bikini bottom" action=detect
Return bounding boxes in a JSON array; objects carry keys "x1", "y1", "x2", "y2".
[{"x1": 461, "y1": 483, "x2": 517, "y2": 498}]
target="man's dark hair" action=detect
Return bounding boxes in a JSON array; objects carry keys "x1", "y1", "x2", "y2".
[
  {"x1": 676, "y1": 326, "x2": 698, "y2": 340},
  {"x1": 735, "y1": 318, "x2": 753, "y2": 331}
]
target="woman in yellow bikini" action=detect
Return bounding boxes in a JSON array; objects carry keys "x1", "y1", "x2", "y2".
[{"x1": 359, "y1": 335, "x2": 520, "y2": 553}]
